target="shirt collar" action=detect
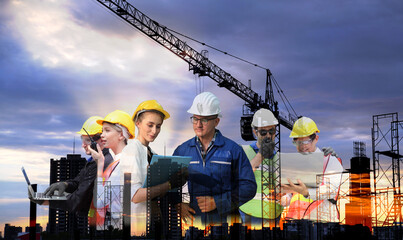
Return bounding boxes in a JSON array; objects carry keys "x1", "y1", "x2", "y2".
[
  {"x1": 251, "y1": 141, "x2": 259, "y2": 153},
  {"x1": 190, "y1": 129, "x2": 225, "y2": 147},
  {"x1": 196, "y1": 131, "x2": 217, "y2": 148}
]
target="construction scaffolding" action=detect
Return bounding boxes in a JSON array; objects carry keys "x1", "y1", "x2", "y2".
[
  {"x1": 372, "y1": 113, "x2": 403, "y2": 227},
  {"x1": 262, "y1": 124, "x2": 281, "y2": 229},
  {"x1": 94, "y1": 181, "x2": 123, "y2": 231}
]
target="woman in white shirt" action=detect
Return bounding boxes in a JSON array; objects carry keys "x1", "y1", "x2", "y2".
[
  {"x1": 87, "y1": 110, "x2": 135, "y2": 230},
  {"x1": 121, "y1": 100, "x2": 174, "y2": 236}
]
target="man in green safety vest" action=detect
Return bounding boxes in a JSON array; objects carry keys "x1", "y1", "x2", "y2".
[{"x1": 239, "y1": 108, "x2": 283, "y2": 229}]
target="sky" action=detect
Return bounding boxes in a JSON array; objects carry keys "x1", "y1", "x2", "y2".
[{"x1": 0, "y1": 0, "x2": 402, "y2": 233}]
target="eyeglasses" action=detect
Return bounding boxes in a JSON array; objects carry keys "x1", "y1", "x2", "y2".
[
  {"x1": 81, "y1": 134, "x2": 101, "y2": 144},
  {"x1": 256, "y1": 128, "x2": 276, "y2": 137},
  {"x1": 190, "y1": 116, "x2": 217, "y2": 125}
]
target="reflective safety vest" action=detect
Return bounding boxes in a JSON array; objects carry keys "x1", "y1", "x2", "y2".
[
  {"x1": 285, "y1": 193, "x2": 314, "y2": 219},
  {"x1": 239, "y1": 145, "x2": 283, "y2": 219},
  {"x1": 88, "y1": 159, "x2": 120, "y2": 227},
  {"x1": 285, "y1": 153, "x2": 342, "y2": 221}
]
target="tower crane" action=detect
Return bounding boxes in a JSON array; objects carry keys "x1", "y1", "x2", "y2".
[{"x1": 93, "y1": 0, "x2": 299, "y2": 230}]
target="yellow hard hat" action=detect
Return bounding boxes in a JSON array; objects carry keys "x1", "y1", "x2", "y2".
[
  {"x1": 77, "y1": 116, "x2": 103, "y2": 135},
  {"x1": 132, "y1": 100, "x2": 170, "y2": 121},
  {"x1": 289, "y1": 117, "x2": 320, "y2": 138},
  {"x1": 97, "y1": 110, "x2": 135, "y2": 139}
]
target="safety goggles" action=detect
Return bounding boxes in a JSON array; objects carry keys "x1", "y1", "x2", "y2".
[
  {"x1": 292, "y1": 134, "x2": 316, "y2": 146},
  {"x1": 292, "y1": 139, "x2": 313, "y2": 146},
  {"x1": 190, "y1": 116, "x2": 217, "y2": 125},
  {"x1": 256, "y1": 128, "x2": 276, "y2": 137}
]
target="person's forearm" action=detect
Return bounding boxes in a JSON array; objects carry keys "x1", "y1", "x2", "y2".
[
  {"x1": 250, "y1": 152, "x2": 263, "y2": 171},
  {"x1": 131, "y1": 182, "x2": 170, "y2": 203},
  {"x1": 97, "y1": 162, "x2": 104, "y2": 177}
]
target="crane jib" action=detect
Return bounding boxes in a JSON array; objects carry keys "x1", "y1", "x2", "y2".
[{"x1": 95, "y1": 0, "x2": 295, "y2": 131}]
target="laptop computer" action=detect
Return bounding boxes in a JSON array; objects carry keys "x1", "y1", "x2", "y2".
[
  {"x1": 280, "y1": 152, "x2": 324, "y2": 188},
  {"x1": 22, "y1": 167, "x2": 68, "y2": 200}
]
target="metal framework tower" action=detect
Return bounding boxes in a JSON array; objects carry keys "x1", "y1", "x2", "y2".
[
  {"x1": 261, "y1": 124, "x2": 281, "y2": 229},
  {"x1": 354, "y1": 141, "x2": 366, "y2": 157},
  {"x1": 372, "y1": 113, "x2": 403, "y2": 227},
  {"x1": 94, "y1": 182, "x2": 123, "y2": 232}
]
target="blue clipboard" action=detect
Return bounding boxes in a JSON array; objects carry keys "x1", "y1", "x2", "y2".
[{"x1": 142, "y1": 155, "x2": 192, "y2": 189}]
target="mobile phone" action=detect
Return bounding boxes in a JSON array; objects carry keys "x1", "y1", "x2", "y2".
[{"x1": 83, "y1": 128, "x2": 98, "y2": 152}]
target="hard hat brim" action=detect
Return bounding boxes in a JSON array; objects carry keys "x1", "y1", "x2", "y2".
[
  {"x1": 187, "y1": 109, "x2": 222, "y2": 118},
  {"x1": 132, "y1": 109, "x2": 170, "y2": 121},
  {"x1": 96, "y1": 118, "x2": 135, "y2": 139}
]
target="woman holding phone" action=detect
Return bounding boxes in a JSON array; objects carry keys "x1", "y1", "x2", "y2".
[{"x1": 87, "y1": 110, "x2": 135, "y2": 230}]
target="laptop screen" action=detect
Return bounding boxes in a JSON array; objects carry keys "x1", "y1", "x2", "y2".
[{"x1": 21, "y1": 167, "x2": 31, "y2": 185}]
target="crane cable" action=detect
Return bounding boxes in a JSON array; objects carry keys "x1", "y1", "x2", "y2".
[
  {"x1": 271, "y1": 76, "x2": 298, "y2": 117},
  {"x1": 166, "y1": 27, "x2": 268, "y2": 71}
]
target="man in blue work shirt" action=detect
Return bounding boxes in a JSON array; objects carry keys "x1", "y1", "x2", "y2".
[{"x1": 173, "y1": 92, "x2": 257, "y2": 226}]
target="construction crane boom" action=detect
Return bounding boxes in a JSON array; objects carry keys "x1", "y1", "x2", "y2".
[{"x1": 95, "y1": 0, "x2": 295, "y2": 130}]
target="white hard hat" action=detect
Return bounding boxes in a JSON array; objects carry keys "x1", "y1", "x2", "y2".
[
  {"x1": 251, "y1": 108, "x2": 278, "y2": 127},
  {"x1": 187, "y1": 92, "x2": 222, "y2": 117}
]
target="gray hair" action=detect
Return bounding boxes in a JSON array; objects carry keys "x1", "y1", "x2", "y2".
[{"x1": 112, "y1": 123, "x2": 130, "y2": 140}]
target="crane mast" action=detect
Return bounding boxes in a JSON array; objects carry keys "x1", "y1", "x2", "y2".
[{"x1": 94, "y1": 0, "x2": 297, "y2": 232}]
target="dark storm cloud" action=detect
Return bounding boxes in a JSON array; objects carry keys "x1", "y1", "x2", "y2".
[
  {"x1": 1, "y1": 0, "x2": 402, "y2": 228},
  {"x1": 40, "y1": 0, "x2": 403, "y2": 159},
  {"x1": 1, "y1": 0, "x2": 400, "y2": 162},
  {"x1": 126, "y1": 0, "x2": 403, "y2": 137}
]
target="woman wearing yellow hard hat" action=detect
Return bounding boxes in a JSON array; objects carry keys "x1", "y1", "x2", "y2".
[
  {"x1": 86, "y1": 110, "x2": 135, "y2": 230},
  {"x1": 31, "y1": 116, "x2": 115, "y2": 216},
  {"x1": 119, "y1": 100, "x2": 177, "y2": 236}
]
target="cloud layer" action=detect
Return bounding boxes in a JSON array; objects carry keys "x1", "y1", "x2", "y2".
[{"x1": 1, "y1": 0, "x2": 402, "y2": 230}]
